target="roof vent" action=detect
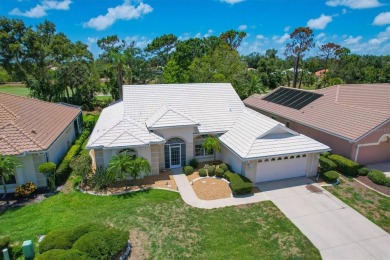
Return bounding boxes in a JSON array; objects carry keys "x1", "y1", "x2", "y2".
[
  {"x1": 31, "y1": 129, "x2": 37, "y2": 134},
  {"x1": 228, "y1": 107, "x2": 232, "y2": 112}
]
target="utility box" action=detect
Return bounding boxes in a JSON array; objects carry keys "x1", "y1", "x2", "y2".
[
  {"x1": 2, "y1": 248, "x2": 10, "y2": 260},
  {"x1": 22, "y1": 240, "x2": 34, "y2": 260}
]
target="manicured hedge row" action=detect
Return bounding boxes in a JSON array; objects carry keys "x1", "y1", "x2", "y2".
[
  {"x1": 55, "y1": 144, "x2": 81, "y2": 185},
  {"x1": 74, "y1": 129, "x2": 91, "y2": 146},
  {"x1": 319, "y1": 156, "x2": 337, "y2": 174},
  {"x1": 328, "y1": 154, "x2": 359, "y2": 176},
  {"x1": 368, "y1": 170, "x2": 390, "y2": 187},
  {"x1": 225, "y1": 171, "x2": 253, "y2": 195}
]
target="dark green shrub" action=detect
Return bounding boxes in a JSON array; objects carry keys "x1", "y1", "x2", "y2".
[
  {"x1": 328, "y1": 154, "x2": 359, "y2": 176},
  {"x1": 323, "y1": 171, "x2": 340, "y2": 182},
  {"x1": 0, "y1": 236, "x2": 10, "y2": 250},
  {"x1": 207, "y1": 165, "x2": 215, "y2": 176},
  {"x1": 218, "y1": 163, "x2": 229, "y2": 172},
  {"x1": 183, "y1": 165, "x2": 194, "y2": 175},
  {"x1": 215, "y1": 167, "x2": 225, "y2": 177},
  {"x1": 321, "y1": 151, "x2": 331, "y2": 158},
  {"x1": 368, "y1": 170, "x2": 390, "y2": 187},
  {"x1": 83, "y1": 114, "x2": 97, "y2": 130},
  {"x1": 38, "y1": 162, "x2": 57, "y2": 175},
  {"x1": 9, "y1": 244, "x2": 23, "y2": 259},
  {"x1": 188, "y1": 158, "x2": 199, "y2": 169},
  {"x1": 357, "y1": 167, "x2": 370, "y2": 176},
  {"x1": 198, "y1": 168, "x2": 207, "y2": 177},
  {"x1": 319, "y1": 156, "x2": 337, "y2": 173},
  {"x1": 36, "y1": 249, "x2": 91, "y2": 260},
  {"x1": 72, "y1": 229, "x2": 127, "y2": 259},
  {"x1": 90, "y1": 166, "x2": 116, "y2": 191},
  {"x1": 75, "y1": 129, "x2": 91, "y2": 145},
  {"x1": 55, "y1": 144, "x2": 81, "y2": 185},
  {"x1": 225, "y1": 171, "x2": 253, "y2": 195}
]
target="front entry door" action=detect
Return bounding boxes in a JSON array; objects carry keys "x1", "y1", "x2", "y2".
[{"x1": 170, "y1": 145, "x2": 181, "y2": 168}]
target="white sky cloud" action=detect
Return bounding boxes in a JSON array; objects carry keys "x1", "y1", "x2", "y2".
[
  {"x1": 316, "y1": 32, "x2": 327, "y2": 39},
  {"x1": 369, "y1": 26, "x2": 390, "y2": 44},
  {"x1": 307, "y1": 14, "x2": 333, "y2": 29},
  {"x1": 284, "y1": 26, "x2": 290, "y2": 32},
  {"x1": 220, "y1": 0, "x2": 245, "y2": 4},
  {"x1": 325, "y1": 0, "x2": 382, "y2": 9},
  {"x1": 83, "y1": 1, "x2": 153, "y2": 31},
  {"x1": 373, "y1": 12, "x2": 390, "y2": 26},
  {"x1": 9, "y1": 0, "x2": 72, "y2": 18},
  {"x1": 344, "y1": 35, "x2": 363, "y2": 44},
  {"x1": 238, "y1": 24, "x2": 247, "y2": 30},
  {"x1": 256, "y1": 34, "x2": 265, "y2": 40},
  {"x1": 272, "y1": 33, "x2": 290, "y2": 44}
]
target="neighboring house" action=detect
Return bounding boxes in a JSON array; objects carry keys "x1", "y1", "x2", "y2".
[
  {"x1": 314, "y1": 69, "x2": 328, "y2": 78},
  {"x1": 244, "y1": 84, "x2": 390, "y2": 165},
  {"x1": 0, "y1": 93, "x2": 82, "y2": 192},
  {"x1": 87, "y1": 83, "x2": 329, "y2": 183}
]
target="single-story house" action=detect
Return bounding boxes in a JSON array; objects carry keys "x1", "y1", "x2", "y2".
[
  {"x1": 87, "y1": 83, "x2": 329, "y2": 183},
  {"x1": 0, "y1": 93, "x2": 82, "y2": 192},
  {"x1": 244, "y1": 84, "x2": 390, "y2": 165}
]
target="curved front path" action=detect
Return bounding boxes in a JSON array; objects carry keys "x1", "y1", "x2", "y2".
[{"x1": 171, "y1": 169, "x2": 268, "y2": 209}]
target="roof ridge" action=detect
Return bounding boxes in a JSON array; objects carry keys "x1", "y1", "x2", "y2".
[
  {"x1": 0, "y1": 123, "x2": 20, "y2": 154},
  {"x1": 0, "y1": 102, "x2": 18, "y2": 120},
  {"x1": 107, "y1": 130, "x2": 146, "y2": 147}
]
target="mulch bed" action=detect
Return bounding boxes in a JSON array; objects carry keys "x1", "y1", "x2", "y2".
[
  {"x1": 356, "y1": 176, "x2": 390, "y2": 196},
  {"x1": 191, "y1": 178, "x2": 232, "y2": 200}
]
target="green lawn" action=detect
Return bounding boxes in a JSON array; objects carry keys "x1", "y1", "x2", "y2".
[
  {"x1": 95, "y1": 95, "x2": 112, "y2": 101},
  {"x1": 0, "y1": 189, "x2": 320, "y2": 259},
  {"x1": 0, "y1": 85, "x2": 29, "y2": 97},
  {"x1": 324, "y1": 177, "x2": 390, "y2": 233}
]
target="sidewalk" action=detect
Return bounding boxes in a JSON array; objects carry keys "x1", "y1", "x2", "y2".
[{"x1": 171, "y1": 169, "x2": 268, "y2": 209}]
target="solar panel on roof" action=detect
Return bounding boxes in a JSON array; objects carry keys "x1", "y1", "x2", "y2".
[{"x1": 262, "y1": 88, "x2": 322, "y2": 110}]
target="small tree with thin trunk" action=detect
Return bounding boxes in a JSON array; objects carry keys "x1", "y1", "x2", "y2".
[
  {"x1": 0, "y1": 155, "x2": 20, "y2": 206},
  {"x1": 318, "y1": 42, "x2": 341, "y2": 88},
  {"x1": 202, "y1": 136, "x2": 221, "y2": 164},
  {"x1": 38, "y1": 162, "x2": 57, "y2": 190}
]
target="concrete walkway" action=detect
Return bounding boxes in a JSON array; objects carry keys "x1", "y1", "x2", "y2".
[
  {"x1": 171, "y1": 169, "x2": 268, "y2": 209},
  {"x1": 257, "y1": 177, "x2": 390, "y2": 260}
]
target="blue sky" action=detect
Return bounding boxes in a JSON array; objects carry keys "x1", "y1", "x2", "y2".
[{"x1": 1, "y1": 0, "x2": 390, "y2": 57}]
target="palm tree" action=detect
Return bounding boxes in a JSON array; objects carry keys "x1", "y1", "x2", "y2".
[
  {"x1": 246, "y1": 74, "x2": 266, "y2": 97},
  {"x1": 129, "y1": 157, "x2": 151, "y2": 180},
  {"x1": 202, "y1": 136, "x2": 221, "y2": 164},
  {"x1": 0, "y1": 155, "x2": 20, "y2": 206},
  {"x1": 107, "y1": 152, "x2": 133, "y2": 190}
]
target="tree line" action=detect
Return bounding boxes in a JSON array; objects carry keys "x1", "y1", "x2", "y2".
[{"x1": 1, "y1": 17, "x2": 389, "y2": 108}]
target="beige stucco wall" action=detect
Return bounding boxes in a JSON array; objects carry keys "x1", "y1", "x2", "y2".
[{"x1": 150, "y1": 144, "x2": 161, "y2": 175}]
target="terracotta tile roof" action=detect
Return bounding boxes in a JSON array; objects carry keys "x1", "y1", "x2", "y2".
[
  {"x1": 244, "y1": 84, "x2": 390, "y2": 142},
  {"x1": 0, "y1": 93, "x2": 81, "y2": 155}
]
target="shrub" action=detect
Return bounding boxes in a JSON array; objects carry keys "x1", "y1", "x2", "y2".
[
  {"x1": 218, "y1": 163, "x2": 229, "y2": 172},
  {"x1": 75, "y1": 129, "x2": 91, "y2": 145},
  {"x1": 36, "y1": 249, "x2": 91, "y2": 260},
  {"x1": 38, "y1": 162, "x2": 57, "y2": 175},
  {"x1": 225, "y1": 171, "x2": 253, "y2": 195},
  {"x1": 55, "y1": 144, "x2": 81, "y2": 185},
  {"x1": 72, "y1": 229, "x2": 128, "y2": 259},
  {"x1": 8, "y1": 244, "x2": 23, "y2": 259},
  {"x1": 319, "y1": 156, "x2": 337, "y2": 174},
  {"x1": 188, "y1": 158, "x2": 199, "y2": 169},
  {"x1": 90, "y1": 166, "x2": 116, "y2": 191},
  {"x1": 328, "y1": 154, "x2": 359, "y2": 176},
  {"x1": 183, "y1": 165, "x2": 194, "y2": 175},
  {"x1": 198, "y1": 168, "x2": 207, "y2": 177},
  {"x1": 207, "y1": 165, "x2": 216, "y2": 176},
  {"x1": 368, "y1": 170, "x2": 390, "y2": 187},
  {"x1": 70, "y1": 154, "x2": 92, "y2": 186},
  {"x1": 0, "y1": 236, "x2": 10, "y2": 250},
  {"x1": 321, "y1": 151, "x2": 331, "y2": 158},
  {"x1": 215, "y1": 167, "x2": 225, "y2": 178},
  {"x1": 323, "y1": 171, "x2": 340, "y2": 182},
  {"x1": 83, "y1": 114, "x2": 97, "y2": 130},
  {"x1": 357, "y1": 167, "x2": 370, "y2": 176},
  {"x1": 15, "y1": 182, "x2": 37, "y2": 198}
]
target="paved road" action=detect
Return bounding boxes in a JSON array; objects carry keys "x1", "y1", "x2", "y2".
[{"x1": 257, "y1": 177, "x2": 390, "y2": 260}]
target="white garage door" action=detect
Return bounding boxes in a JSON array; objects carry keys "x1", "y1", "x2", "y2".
[{"x1": 256, "y1": 156, "x2": 307, "y2": 183}]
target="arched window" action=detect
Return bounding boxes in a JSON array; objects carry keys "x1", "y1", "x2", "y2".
[
  {"x1": 296, "y1": 155, "x2": 301, "y2": 158},
  {"x1": 302, "y1": 154, "x2": 307, "y2": 158},
  {"x1": 119, "y1": 148, "x2": 137, "y2": 159},
  {"x1": 271, "y1": 158, "x2": 276, "y2": 161},
  {"x1": 167, "y1": 138, "x2": 185, "y2": 144},
  {"x1": 194, "y1": 135, "x2": 214, "y2": 157},
  {"x1": 265, "y1": 159, "x2": 269, "y2": 162}
]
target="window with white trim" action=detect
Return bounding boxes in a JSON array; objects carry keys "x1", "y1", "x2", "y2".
[
  {"x1": 119, "y1": 148, "x2": 137, "y2": 159},
  {"x1": 194, "y1": 135, "x2": 214, "y2": 157}
]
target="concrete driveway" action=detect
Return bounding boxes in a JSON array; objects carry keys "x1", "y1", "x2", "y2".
[
  {"x1": 366, "y1": 161, "x2": 390, "y2": 177},
  {"x1": 257, "y1": 177, "x2": 390, "y2": 260}
]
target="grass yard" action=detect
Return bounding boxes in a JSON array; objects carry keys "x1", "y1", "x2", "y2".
[
  {"x1": 95, "y1": 95, "x2": 112, "y2": 101},
  {"x1": 0, "y1": 85, "x2": 29, "y2": 97},
  {"x1": 0, "y1": 189, "x2": 320, "y2": 259},
  {"x1": 324, "y1": 176, "x2": 390, "y2": 233}
]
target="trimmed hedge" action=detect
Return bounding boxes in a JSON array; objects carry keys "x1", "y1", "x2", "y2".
[
  {"x1": 36, "y1": 249, "x2": 91, "y2": 260},
  {"x1": 188, "y1": 158, "x2": 199, "y2": 169},
  {"x1": 198, "y1": 168, "x2": 207, "y2": 177},
  {"x1": 72, "y1": 229, "x2": 128, "y2": 259},
  {"x1": 55, "y1": 144, "x2": 81, "y2": 185},
  {"x1": 357, "y1": 167, "x2": 370, "y2": 176},
  {"x1": 218, "y1": 163, "x2": 229, "y2": 172},
  {"x1": 207, "y1": 165, "x2": 216, "y2": 176},
  {"x1": 75, "y1": 129, "x2": 91, "y2": 145},
  {"x1": 368, "y1": 170, "x2": 390, "y2": 187},
  {"x1": 319, "y1": 156, "x2": 337, "y2": 174},
  {"x1": 215, "y1": 167, "x2": 225, "y2": 177},
  {"x1": 83, "y1": 114, "x2": 98, "y2": 130},
  {"x1": 321, "y1": 151, "x2": 331, "y2": 158},
  {"x1": 328, "y1": 154, "x2": 359, "y2": 176},
  {"x1": 323, "y1": 171, "x2": 340, "y2": 182},
  {"x1": 225, "y1": 171, "x2": 253, "y2": 195},
  {"x1": 183, "y1": 166, "x2": 194, "y2": 175}
]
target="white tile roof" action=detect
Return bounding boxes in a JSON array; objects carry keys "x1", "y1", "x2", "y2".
[
  {"x1": 123, "y1": 83, "x2": 245, "y2": 133},
  {"x1": 145, "y1": 105, "x2": 199, "y2": 129},
  {"x1": 220, "y1": 108, "x2": 330, "y2": 159},
  {"x1": 87, "y1": 102, "x2": 164, "y2": 148}
]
